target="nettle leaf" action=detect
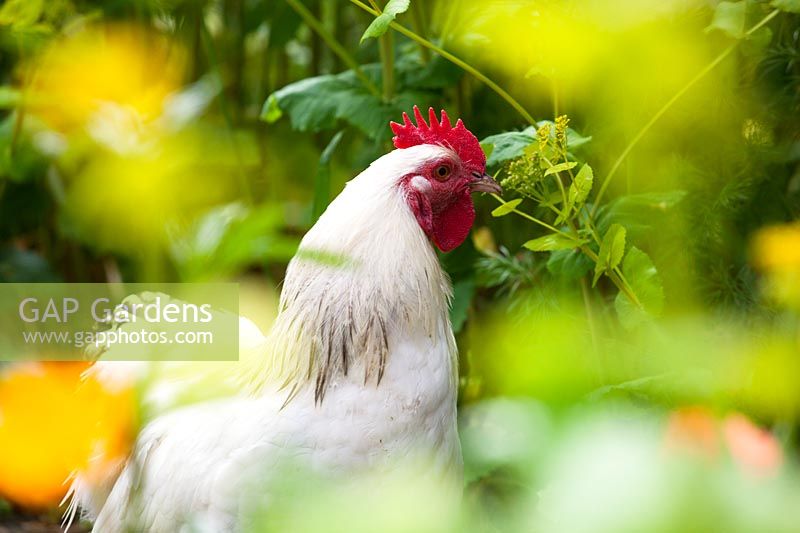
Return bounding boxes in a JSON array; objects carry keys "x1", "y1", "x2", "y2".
[
  {"x1": 544, "y1": 161, "x2": 577, "y2": 176},
  {"x1": 481, "y1": 128, "x2": 535, "y2": 168},
  {"x1": 593, "y1": 223, "x2": 626, "y2": 286},
  {"x1": 706, "y1": 1, "x2": 746, "y2": 39},
  {"x1": 262, "y1": 68, "x2": 427, "y2": 139},
  {"x1": 614, "y1": 246, "x2": 665, "y2": 329},
  {"x1": 567, "y1": 163, "x2": 593, "y2": 209},
  {"x1": 772, "y1": 0, "x2": 800, "y2": 13},
  {"x1": 360, "y1": 0, "x2": 411, "y2": 43},
  {"x1": 491, "y1": 198, "x2": 522, "y2": 217},
  {"x1": 523, "y1": 233, "x2": 582, "y2": 252}
]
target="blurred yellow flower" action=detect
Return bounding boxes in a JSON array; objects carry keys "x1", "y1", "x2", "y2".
[
  {"x1": 752, "y1": 223, "x2": 800, "y2": 271},
  {"x1": 26, "y1": 24, "x2": 185, "y2": 131},
  {"x1": 751, "y1": 223, "x2": 800, "y2": 308}
]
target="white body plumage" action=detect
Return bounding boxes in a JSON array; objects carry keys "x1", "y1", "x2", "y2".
[{"x1": 75, "y1": 145, "x2": 464, "y2": 532}]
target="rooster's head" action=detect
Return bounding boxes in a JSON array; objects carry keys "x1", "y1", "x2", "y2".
[{"x1": 390, "y1": 106, "x2": 500, "y2": 252}]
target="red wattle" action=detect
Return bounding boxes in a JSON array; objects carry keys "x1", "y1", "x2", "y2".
[{"x1": 432, "y1": 193, "x2": 475, "y2": 252}]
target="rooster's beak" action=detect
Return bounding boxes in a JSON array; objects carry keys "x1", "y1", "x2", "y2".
[{"x1": 469, "y1": 172, "x2": 502, "y2": 194}]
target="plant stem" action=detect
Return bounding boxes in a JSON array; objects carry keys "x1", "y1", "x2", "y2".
[
  {"x1": 591, "y1": 8, "x2": 781, "y2": 215},
  {"x1": 489, "y1": 194, "x2": 572, "y2": 238},
  {"x1": 286, "y1": 0, "x2": 381, "y2": 98},
  {"x1": 379, "y1": 31, "x2": 395, "y2": 101},
  {"x1": 410, "y1": 1, "x2": 430, "y2": 63},
  {"x1": 580, "y1": 276, "x2": 603, "y2": 379},
  {"x1": 348, "y1": 0, "x2": 537, "y2": 126}
]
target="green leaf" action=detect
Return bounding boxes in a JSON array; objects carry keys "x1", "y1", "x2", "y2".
[
  {"x1": 481, "y1": 128, "x2": 536, "y2": 168},
  {"x1": 742, "y1": 26, "x2": 773, "y2": 57},
  {"x1": 544, "y1": 161, "x2": 577, "y2": 176},
  {"x1": 261, "y1": 67, "x2": 425, "y2": 139},
  {"x1": 593, "y1": 223, "x2": 626, "y2": 286},
  {"x1": 170, "y1": 203, "x2": 299, "y2": 280},
  {"x1": 772, "y1": 0, "x2": 800, "y2": 13},
  {"x1": 491, "y1": 198, "x2": 522, "y2": 217},
  {"x1": 705, "y1": 1, "x2": 746, "y2": 39},
  {"x1": 480, "y1": 142, "x2": 494, "y2": 160},
  {"x1": 360, "y1": 0, "x2": 411, "y2": 43},
  {"x1": 596, "y1": 190, "x2": 686, "y2": 236},
  {"x1": 450, "y1": 279, "x2": 474, "y2": 333},
  {"x1": 260, "y1": 93, "x2": 282, "y2": 123},
  {"x1": 312, "y1": 131, "x2": 344, "y2": 223},
  {"x1": 567, "y1": 163, "x2": 593, "y2": 209},
  {"x1": 0, "y1": 247, "x2": 59, "y2": 282},
  {"x1": 614, "y1": 246, "x2": 665, "y2": 329},
  {"x1": 547, "y1": 248, "x2": 593, "y2": 279},
  {"x1": 523, "y1": 233, "x2": 582, "y2": 252},
  {"x1": 0, "y1": 0, "x2": 44, "y2": 28}
]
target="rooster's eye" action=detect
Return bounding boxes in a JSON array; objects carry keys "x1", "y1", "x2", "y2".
[{"x1": 433, "y1": 165, "x2": 451, "y2": 181}]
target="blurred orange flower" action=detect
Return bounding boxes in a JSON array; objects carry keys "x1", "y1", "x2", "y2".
[
  {"x1": 664, "y1": 406, "x2": 783, "y2": 477},
  {"x1": 0, "y1": 362, "x2": 135, "y2": 510}
]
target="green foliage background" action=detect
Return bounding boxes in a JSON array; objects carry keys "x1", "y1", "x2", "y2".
[{"x1": 2, "y1": 0, "x2": 800, "y2": 531}]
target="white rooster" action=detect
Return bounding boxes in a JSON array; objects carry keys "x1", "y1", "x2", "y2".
[{"x1": 68, "y1": 107, "x2": 500, "y2": 532}]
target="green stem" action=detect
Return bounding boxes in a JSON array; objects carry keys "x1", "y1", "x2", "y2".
[
  {"x1": 580, "y1": 276, "x2": 603, "y2": 379},
  {"x1": 580, "y1": 245, "x2": 642, "y2": 307},
  {"x1": 490, "y1": 194, "x2": 573, "y2": 238},
  {"x1": 348, "y1": 0, "x2": 537, "y2": 126},
  {"x1": 591, "y1": 8, "x2": 781, "y2": 215},
  {"x1": 410, "y1": 2, "x2": 430, "y2": 63},
  {"x1": 287, "y1": 0, "x2": 381, "y2": 98},
  {"x1": 379, "y1": 31, "x2": 395, "y2": 101}
]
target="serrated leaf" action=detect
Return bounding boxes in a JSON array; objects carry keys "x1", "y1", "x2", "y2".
[
  {"x1": 569, "y1": 164, "x2": 593, "y2": 204},
  {"x1": 772, "y1": 0, "x2": 800, "y2": 13},
  {"x1": 567, "y1": 163, "x2": 593, "y2": 209},
  {"x1": 480, "y1": 128, "x2": 536, "y2": 168},
  {"x1": 705, "y1": 1, "x2": 746, "y2": 39},
  {"x1": 491, "y1": 198, "x2": 522, "y2": 217},
  {"x1": 544, "y1": 161, "x2": 577, "y2": 176},
  {"x1": 261, "y1": 67, "x2": 426, "y2": 139},
  {"x1": 523, "y1": 233, "x2": 582, "y2": 252},
  {"x1": 360, "y1": 0, "x2": 410, "y2": 43},
  {"x1": 614, "y1": 246, "x2": 664, "y2": 329},
  {"x1": 593, "y1": 223, "x2": 626, "y2": 286}
]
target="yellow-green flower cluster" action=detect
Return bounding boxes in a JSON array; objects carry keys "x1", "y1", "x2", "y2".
[
  {"x1": 501, "y1": 150, "x2": 544, "y2": 199},
  {"x1": 555, "y1": 115, "x2": 569, "y2": 149}
]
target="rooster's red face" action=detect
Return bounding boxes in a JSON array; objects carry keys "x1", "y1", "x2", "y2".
[{"x1": 391, "y1": 107, "x2": 501, "y2": 252}]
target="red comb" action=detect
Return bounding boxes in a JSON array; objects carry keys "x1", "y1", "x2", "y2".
[{"x1": 390, "y1": 106, "x2": 485, "y2": 170}]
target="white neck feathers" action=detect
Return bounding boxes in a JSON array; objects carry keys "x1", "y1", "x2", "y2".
[{"x1": 245, "y1": 147, "x2": 455, "y2": 402}]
